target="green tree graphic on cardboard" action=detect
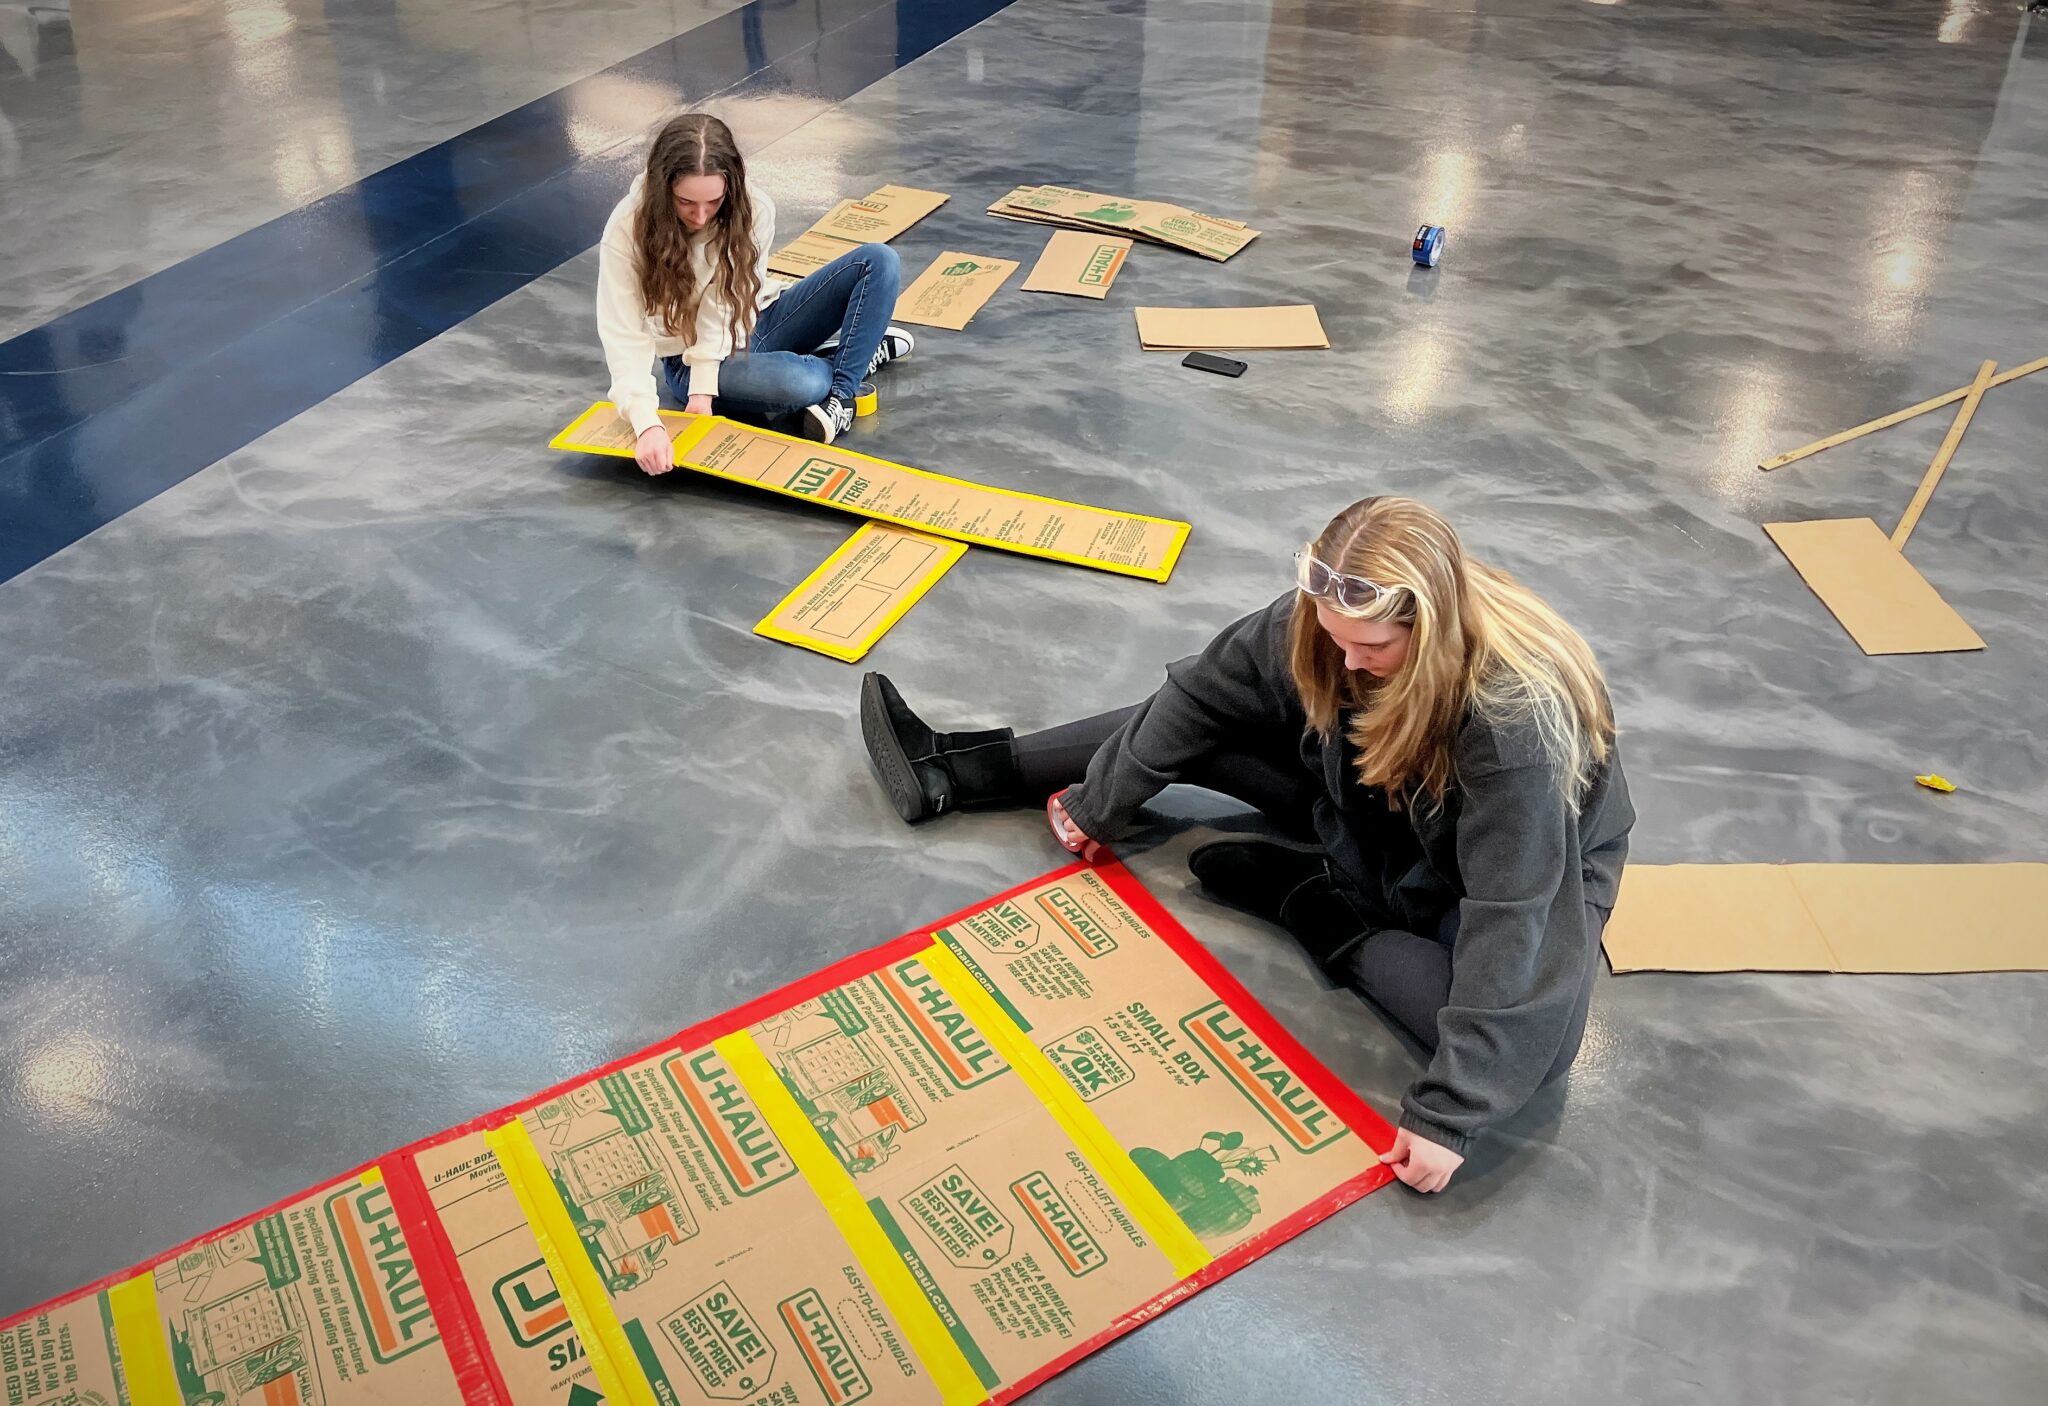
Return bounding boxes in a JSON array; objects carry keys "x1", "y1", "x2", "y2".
[
  {"x1": 1074, "y1": 202, "x2": 1137, "y2": 224},
  {"x1": 941, "y1": 261, "x2": 983, "y2": 277},
  {"x1": 1130, "y1": 1131, "x2": 1278, "y2": 1237}
]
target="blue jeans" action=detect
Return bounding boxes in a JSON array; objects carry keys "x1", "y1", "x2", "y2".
[{"x1": 663, "y1": 242, "x2": 900, "y2": 416}]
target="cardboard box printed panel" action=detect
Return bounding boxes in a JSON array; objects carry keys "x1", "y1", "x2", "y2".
[
  {"x1": 415, "y1": 1043, "x2": 947, "y2": 1406},
  {"x1": 3, "y1": 1287, "x2": 126, "y2": 1406}
]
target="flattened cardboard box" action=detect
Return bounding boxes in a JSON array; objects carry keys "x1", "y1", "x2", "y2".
[
  {"x1": 1763, "y1": 518, "x2": 1983, "y2": 655},
  {"x1": 894, "y1": 252, "x2": 1020, "y2": 331},
  {"x1": 810, "y1": 185, "x2": 949, "y2": 244},
  {"x1": 1134, "y1": 305, "x2": 1329, "y2": 351},
  {"x1": 1021, "y1": 230, "x2": 1132, "y2": 300},
  {"x1": 552, "y1": 405, "x2": 1190, "y2": 581},
  {"x1": 995, "y1": 186, "x2": 1258, "y2": 262}
]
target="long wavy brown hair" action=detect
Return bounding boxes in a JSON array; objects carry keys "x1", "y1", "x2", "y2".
[
  {"x1": 1288, "y1": 497, "x2": 1615, "y2": 810},
  {"x1": 635, "y1": 114, "x2": 762, "y2": 349}
]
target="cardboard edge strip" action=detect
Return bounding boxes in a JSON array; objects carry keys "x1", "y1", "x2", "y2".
[
  {"x1": 483, "y1": 1121, "x2": 658, "y2": 1406},
  {"x1": 104, "y1": 1273, "x2": 178, "y2": 1406},
  {"x1": 917, "y1": 939, "x2": 1214, "y2": 1280},
  {"x1": 711, "y1": 1031, "x2": 992, "y2": 1406},
  {"x1": 382, "y1": 1153, "x2": 514, "y2": 1406}
]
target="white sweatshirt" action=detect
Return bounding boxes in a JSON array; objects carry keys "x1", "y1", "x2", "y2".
[{"x1": 596, "y1": 173, "x2": 779, "y2": 436}]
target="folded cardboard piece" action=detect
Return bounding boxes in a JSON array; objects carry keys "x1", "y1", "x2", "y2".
[
  {"x1": 1021, "y1": 230, "x2": 1133, "y2": 300},
  {"x1": 0, "y1": 859, "x2": 1397, "y2": 1406},
  {"x1": 756, "y1": 522, "x2": 965, "y2": 662},
  {"x1": 988, "y1": 185, "x2": 1259, "y2": 262},
  {"x1": 1602, "y1": 863, "x2": 2048, "y2": 973},
  {"x1": 894, "y1": 251, "x2": 1021, "y2": 331},
  {"x1": 552, "y1": 405, "x2": 1189, "y2": 580},
  {"x1": 1134, "y1": 304, "x2": 1329, "y2": 351},
  {"x1": 768, "y1": 184, "x2": 951, "y2": 280}
]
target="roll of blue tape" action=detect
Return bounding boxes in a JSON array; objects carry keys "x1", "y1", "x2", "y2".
[{"x1": 1412, "y1": 224, "x2": 1445, "y2": 267}]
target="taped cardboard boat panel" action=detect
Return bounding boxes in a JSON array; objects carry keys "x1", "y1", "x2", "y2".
[
  {"x1": 756, "y1": 522, "x2": 966, "y2": 662},
  {"x1": 1603, "y1": 863, "x2": 2048, "y2": 974},
  {"x1": 1, "y1": 860, "x2": 1396, "y2": 1406},
  {"x1": 1763, "y1": 518, "x2": 1984, "y2": 655},
  {"x1": 551, "y1": 403, "x2": 1190, "y2": 581}
]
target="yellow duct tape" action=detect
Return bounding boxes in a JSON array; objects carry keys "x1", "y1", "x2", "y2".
[
  {"x1": 855, "y1": 381, "x2": 879, "y2": 417},
  {"x1": 917, "y1": 940, "x2": 1214, "y2": 1280},
  {"x1": 105, "y1": 1273, "x2": 179, "y2": 1406},
  {"x1": 711, "y1": 1031, "x2": 991, "y2": 1406},
  {"x1": 484, "y1": 1121, "x2": 659, "y2": 1406}
]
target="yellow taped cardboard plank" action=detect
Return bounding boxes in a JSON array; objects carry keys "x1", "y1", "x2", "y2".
[
  {"x1": 924, "y1": 868, "x2": 1386, "y2": 1253},
  {"x1": 917, "y1": 941, "x2": 1212, "y2": 1280},
  {"x1": 712, "y1": 1032, "x2": 985, "y2": 1406},
  {"x1": 1134, "y1": 304, "x2": 1329, "y2": 351},
  {"x1": 1603, "y1": 863, "x2": 2048, "y2": 973},
  {"x1": 5, "y1": 1282, "x2": 147, "y2": 1405},
  {"x1": 1763, "y1": 518, "x2": 1984, "y2": 655},
  {"x1": 1020, "y1": 230, "x2": 1133, "y2": 300},
  {"x1": 721, "y1": 951, "x2": 1192, "y2": 1395},
  {"x1": 893, "y1": 252, "x2": 1020, "y2": 331},
  {"x1": 551, "y1": 404, "x2": 1190, "y2": 581},
  {"x1": 756, "y1": 522, "x2": 966, "y2": 662}
]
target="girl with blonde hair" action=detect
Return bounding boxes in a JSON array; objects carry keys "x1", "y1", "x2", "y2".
[
  {"x1": 860, "y1": 496, "x2": 1634, "y2": 1193},
  {"x1": 597, "y1": 113, "x2": 915, "y2": 463}
]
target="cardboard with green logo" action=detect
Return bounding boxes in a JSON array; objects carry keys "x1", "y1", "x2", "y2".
[
  {"x1": 992, "y1": 185, "x2": 1259, "y2": 262},
  {"x1": 2, "y1": 858, "x2": 1396, "y2": 1406},
  {"x1": 1020, "y1": 230, "x2": 1133, "y2": 300},
  {"x1": 893, "y1": 251, "x2": 1020, "y2": 331}
]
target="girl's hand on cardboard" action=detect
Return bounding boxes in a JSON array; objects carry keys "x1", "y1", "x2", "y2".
[{"x1": 635, "y1": 426, "x2": 675, "y2": 475}]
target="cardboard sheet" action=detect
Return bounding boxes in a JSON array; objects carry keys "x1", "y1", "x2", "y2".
[
  {"x1": 1020, "y1": 230, "x2": 1132, "y2": 299},
  {"x1": 1, "y1": 860, "x2": 1394, "y2": 1406},
  {"x1": 551, "y1": 405, "x2": 1190, "y2": 581},
  {"x1": 756, "y1": 522, "x2": 965, "y2": 662},
  {"x1": 992, "y1": 186, "x2": 1258, "y2": 262},
  {"x1": 767, "y1": 230, "x2": 856, "y2": 281},
  {"x1": 810, "y1": 185, "x2": 950, "y2": 244},
  {"x1": 1603, "y1": 863, "x2": 2048, "y2": 974},
  {"x1": 1763, "y1": 518, "x2": 1983, "y2": 655},
  {"x1": 893, "y1": 252, "x2": 1020, "y2": 331},
  {"x1": 1134, "y1": 304, "x2": 1329, "y2": 351}
]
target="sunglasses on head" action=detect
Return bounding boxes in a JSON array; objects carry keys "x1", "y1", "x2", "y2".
[{"x1": 1295, "y1": 550, "x2": 1389, "y2": 613}]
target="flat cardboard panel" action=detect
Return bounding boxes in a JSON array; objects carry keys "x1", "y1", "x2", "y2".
[
  {"x1": 1604, "y1": 864, "x2": 2048, "y2": 974},
  {"x1": 1602, "y1": 865, "x2": 1837, "y2": 973},
  {"x1": 1134, "y1": 304, "x2": 1329, "y2": 351},
  {"x1": 995, "y1": 186, "x2": 1258, "y2": 261},
  {"x1": 1788, "y1": 864, "x2": 2048, "y2": 973},
  {"x1": 766, "y1": 229, "x2": 854, "y2": 280},
  {"x1": 551, "y1": 405, "x2": 1190, "y2": 580},
  {"x1": 809, "y1": 184, "x2": 949, "y2": 244},
  {"x1": 1763, "y1": 518, "x2": 1984, "y2": 655},
  {"x1": 1021, "y1": 230, "x2": 1133, "y2": 299},
  {"x1": 755, "y1": 522, "x2": 965, "y2": 662},
  {"x1": 893, "y1": 251, "x2": 1020, "y2": 330}
]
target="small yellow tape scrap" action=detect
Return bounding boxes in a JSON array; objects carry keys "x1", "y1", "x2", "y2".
[
  {"x1": 917, "y1": 940, "x2": 1214, "y2": 1280},
  {"x1": 484, "y1": 1121, "x2": 660, "y2": 1406},
  {"x1": 711, "y1": 1031, "x2": 990, "y2": 1406},
  {"x1": 1915, "y1": 774, "x2": 1957, "y2": 793},
  {"x1": 358, "y1": 1165, "x2": 385, "y2": 1186},
  {"x1": 105, "y1": 1272, "x2": 180, "y2": 1406}
]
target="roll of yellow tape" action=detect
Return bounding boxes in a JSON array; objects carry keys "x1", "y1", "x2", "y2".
[{"x1": 855, "y1": 381, "x2": 879, "y2": 417}]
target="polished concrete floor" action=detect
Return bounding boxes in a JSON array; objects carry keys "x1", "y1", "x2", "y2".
[{"x1": 4, "y1": 0, "x2": 2047, "y2": 1401}]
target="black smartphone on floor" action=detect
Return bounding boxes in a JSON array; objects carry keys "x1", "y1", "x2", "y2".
[{"x1": 1182, "y1": 352, "x2": 1248, "y2": 377}]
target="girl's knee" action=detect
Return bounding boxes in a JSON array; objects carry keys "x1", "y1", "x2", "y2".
[{"x1": 860, "y1": 242, "x2": 899, "y2": 275}]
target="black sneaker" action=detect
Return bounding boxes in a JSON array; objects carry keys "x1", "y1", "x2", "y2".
[
  {"x1": 817, "y1": 326, "x2": 916, "y2": 376},
  {"x1": 801, "y1": 395, "x2": 855, "y2": 444}
]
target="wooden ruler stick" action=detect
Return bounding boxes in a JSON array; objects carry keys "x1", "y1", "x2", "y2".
[
  {"x1": 1892, "y1": 359, "x2": 1996, "y2": 549},
  {"x1": 1759, "y1": 354, "x2": 2048, "y2": 472}
]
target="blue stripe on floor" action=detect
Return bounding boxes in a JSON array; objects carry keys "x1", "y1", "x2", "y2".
[{"x1": 0, "y1": 0, "x2": 1017, "y2": 583}]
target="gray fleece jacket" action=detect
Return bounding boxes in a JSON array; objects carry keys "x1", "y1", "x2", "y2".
[{"x1": 1060, "y1": 593, "x2": 1634, "y2": 1154}]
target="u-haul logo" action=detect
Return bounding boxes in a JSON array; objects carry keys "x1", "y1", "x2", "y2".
[
  {"x1": 491, "y1": 1259, "x2": 573, "y2": 1348},
  {"x1": 1078, "y1": 245, "x2": 1126, "y2": 286},
  {"x1": 777, "y1": 1290, "x2": 872, "y2": 1404},
  {"x1": 876, "y1": 961, "x2": 1008, "y2": 1088},
  {"x1": 1037, "y1": 886, "x2": 1118, "y2": 957},
  {"x1": 667, "y1": 1050, "x2": 798, "y2": 1197},
  {"x1": 1010, "y1": 1173, "x2": 1106, "y2": 1277},
  {"x1": 322, "y1": 1183, "x2": 440, "y2": 1362},
  {"x1": 785, "y1": 458, "x2": 867, "y2": 503},
  {"x1": 1179, "y1": 1002, "x2": 1345, "y2": 1151}
]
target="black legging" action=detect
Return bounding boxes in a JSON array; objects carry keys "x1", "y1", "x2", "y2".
[
  {"x1": 1018, "y1": 705, "x2": 1602, "y2": 1080},
  {"x1": 1015, "y1": 705, "x2": 1321, "y2": 842}
]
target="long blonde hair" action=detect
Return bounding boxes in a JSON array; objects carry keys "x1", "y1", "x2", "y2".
[
  {"x1": 635, "y1": 114, "x2": 762, "y2": 350},
  {"x1": 1287, "y1": 497, "x2": 1614, "y2": 809}
]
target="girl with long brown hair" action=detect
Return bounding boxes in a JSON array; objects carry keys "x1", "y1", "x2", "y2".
[
  {"x1": 858, "y1": 496, "x2": 1634, "y2": 1194},
  {"x1": 597, "y1": 113, "x2": 915, "y2": 465}
]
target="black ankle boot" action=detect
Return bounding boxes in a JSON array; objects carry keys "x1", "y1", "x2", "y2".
[
  {"x1": 1187, "y1": 839, "x2": 1328, "y2": 924},
  {"x1": 861, "y1": 673, "x2": 1022, "y2": 823}
]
